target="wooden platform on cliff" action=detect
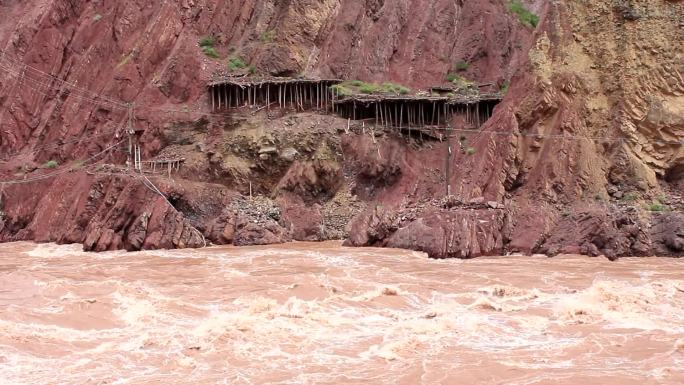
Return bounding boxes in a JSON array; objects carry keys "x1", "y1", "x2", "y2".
[
  {"x1": 331, "y1": 92, "x2": 502, "y2": 106},
  {"x1": 331, "y1": 92, "x2": 502, "y2": 130},
  {"x1": 208, "y1": 76, "x2": 341, "y2": 112},
  {"x1": 206, "y1": 76, "x2": 504, "y2": 130},
  {"x1": 208, "y1": 76, "x2": 342, "y2": 88}
]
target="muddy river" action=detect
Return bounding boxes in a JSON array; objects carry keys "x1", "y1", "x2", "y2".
[{"x1": 0, "y1": 242, "x2": 682, "y2": 384}]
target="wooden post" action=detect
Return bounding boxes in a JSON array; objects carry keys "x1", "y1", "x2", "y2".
[
  {"x1": 399, "y1": 103, "x2": 403, "y2": 128},
  {"x1": 378, "y1": 102, "x2": 383, "y2": 126},
  {"x1": 375, "y1": 103, "x2": 379, "y2": 126}
]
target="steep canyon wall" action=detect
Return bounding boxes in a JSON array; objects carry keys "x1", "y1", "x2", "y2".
[{"x1": 0, "y1": 0, "x2": 682, "y2": 257}]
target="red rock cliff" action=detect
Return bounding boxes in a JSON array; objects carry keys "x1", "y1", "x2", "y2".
[{"x1": 0, "y1": 0, "x2": 682, "y2": 258}]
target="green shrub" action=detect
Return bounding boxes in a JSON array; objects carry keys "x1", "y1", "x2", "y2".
[
  {"x1": 382, "y1": 82, "x2": 410, "y2": 95},
  {"x1": 248, "y1": 65, "x2": 257, "y2": 75},
  {"x1": 44, "y1": 160, "x2": 58, "y2": 169},
  {"x1": 446, "y1": 73, "x2": 457, "y2": 82},
  {"x1": 449, "y1": 74, "x2": 473, "y2": 89},
  {"x1": 454, "y1": 61, "x2": 469, "y2": 71},
  {"x1": 330, "y1": 84, "x2": 353, "y2": 96},
  {"x1": 260, "y1": 30, "x2": 277, "y2": 43},
  {"x1": 647, "y1": 201, "x2": 665, "y2": 212},
  {"x1": 349, "y1": 80, "x2": 365, "y2": 87},
  {"x1": 199, "y1": 36, "x2": 215, "y2": 48},
  {"x1": 228, "y1": 56, "x2": 247, "y2": 71},
  {"x1": 622, "y1": 191, "x2": 638, "y2": 201},
  {"x1": 508, "y1": 1, "x2": 540, "y2": 28},
  {"x1": 359, "y1": 83, "x2": 380, "y2": 94},
  {"x1": 202, "y1": 46, "x2": 219, "y2": 58},
  {"x1": 500, "y1": 81, "x2": 510, "y2": 94}
]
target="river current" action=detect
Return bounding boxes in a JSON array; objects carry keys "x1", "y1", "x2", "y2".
[{"x1": 0, "y1": 241, "x2": 683, "y2": 384}]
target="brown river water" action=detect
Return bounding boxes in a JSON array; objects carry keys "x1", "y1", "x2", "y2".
[{"x1": 0, "y1": 241, "x2": 683, "y2": 385}]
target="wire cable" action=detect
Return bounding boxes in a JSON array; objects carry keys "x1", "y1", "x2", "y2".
[{"x1": 0, "y1": 140, "x2": 124, "y2": 184}]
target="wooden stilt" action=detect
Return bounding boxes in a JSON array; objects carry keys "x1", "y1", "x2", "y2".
[
  {"x1": 399, "y1": 103, "x2": 403, "y2": 128},
  {"x1": 375, "y1": 103, "x2": 379, "y2": 126}
]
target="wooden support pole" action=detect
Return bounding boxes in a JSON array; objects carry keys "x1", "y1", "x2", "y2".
[
  {"x1": 399, "y1": 103, "x2": 403, "y2": 128},
  {"x1": 211, "y1": 86, "x2": 215, "y2": 112},
  {"x1": 375, "y1": 103, "x2": 379, "y2": 125},
  {"x1": 408, "y1": 103, "x2": 412, "y2": 129},
  {"x1": 377, "y1": 102, "x2": 382, "y2": 126},
  {"x1": 431, "y1": 102, "x2": 435, "y2": 126}
]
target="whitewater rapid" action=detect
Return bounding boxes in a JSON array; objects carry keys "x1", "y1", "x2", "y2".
[{"x1": 0, "y1": 241, "x2": 683, "y2": 384}]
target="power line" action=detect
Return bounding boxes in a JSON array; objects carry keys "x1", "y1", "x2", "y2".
[
  {"x1": 0, "y1": 131, "x2": 125, "y2": 161},
  {"x1": 0, "y1": 51, "x2": 127, "y2": 107},
  {"x1": 441, "y1": 126, "x2": 684, "y2": 146},
  {"x1": 0, "y1": 62, "x2": 127, "y2": 111},
  {"x1": 0, "y1": 140, "x2": 124, "y2": 184}
]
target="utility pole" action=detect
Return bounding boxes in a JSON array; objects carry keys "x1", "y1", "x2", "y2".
[
  {"x1": 127, "y1": 103, "x2": 133, "y2": 170},
  {"x1": 446, "y1": 129, "x2": 452, "y2": 197},
  {"x1": 126, "y1": 102, "x2": 142, "y2": 172}
]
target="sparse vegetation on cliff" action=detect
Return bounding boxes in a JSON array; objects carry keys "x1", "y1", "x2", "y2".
[
  {"x1": 508, "y1": 1, "x2": 539, "y2": 28},
  {"x1": 199, "y1": 36, "x2": 219, "y2": 58},
  {"x1": 647, "y1": 201, "x2": 666, "y2": 212},
  {"x1": 43, "y1": 160, "x2": 58, "y2": 169},
  {"x1": 500, "y1": 81, "x2": 510, "y2": 94},
  {"x1": 329, "y1": 84, "x2": 353, "y2": 96},
  {"x1": 330, "y1": 81, "x2": 411, "y2": 96},
  {"x1": 228, "y1": 56, "x2": 247, "y2": 71},
  {"x1": 454, "y1": 61, "x2": 469, "y2": 72},
  {"x1": 260, "y1": 30, "x2": 277, "y2": 43},
  {"x1": 446, "y1": 74, "x2": 475, "y2": 92}
]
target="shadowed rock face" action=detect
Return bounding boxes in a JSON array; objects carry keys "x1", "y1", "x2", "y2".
[{"x1": 0, "y1": 0, "x2": 682, "y2": 257}]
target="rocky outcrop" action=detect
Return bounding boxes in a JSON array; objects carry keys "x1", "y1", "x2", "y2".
[{"x1": 0, "y1": 173, "x2": 207, "y2": 251}]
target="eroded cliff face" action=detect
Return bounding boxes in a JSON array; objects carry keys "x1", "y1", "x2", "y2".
[{"x1": 0, "y1": 0, "x2": 682, "y2": 257}]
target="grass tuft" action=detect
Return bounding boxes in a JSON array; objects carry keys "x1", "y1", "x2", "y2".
[
  {"x1": 454, "y1": 61, "x2": 469, "y2": 72},
  {"x1": 199, "y1": 36, "x2": 220, "y2": 58},
  {"x1": 43, "y1": 160, "x2": 58, "y2": 169},
  {"x1": 228, "y1": 56, "x2": 247, "y2": 71},
  {"x1": 259, "y1": 30, "x2": 277, "y2": 43},
  {"x1": 202, "y1": 46, "x2": 219, "y2": 58},
  {"x1": 330, "y1": 84, "x2": 354, "y2": 96},
  {"x1": 508, "y1": 1, "x2": 540, "y2": 28},
  {"x1": 199, "y1": 36, "x2": 215, "y2": 48},
  {"x1": 647, "y1": 201, "x2": 666, "y2": 212}
]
